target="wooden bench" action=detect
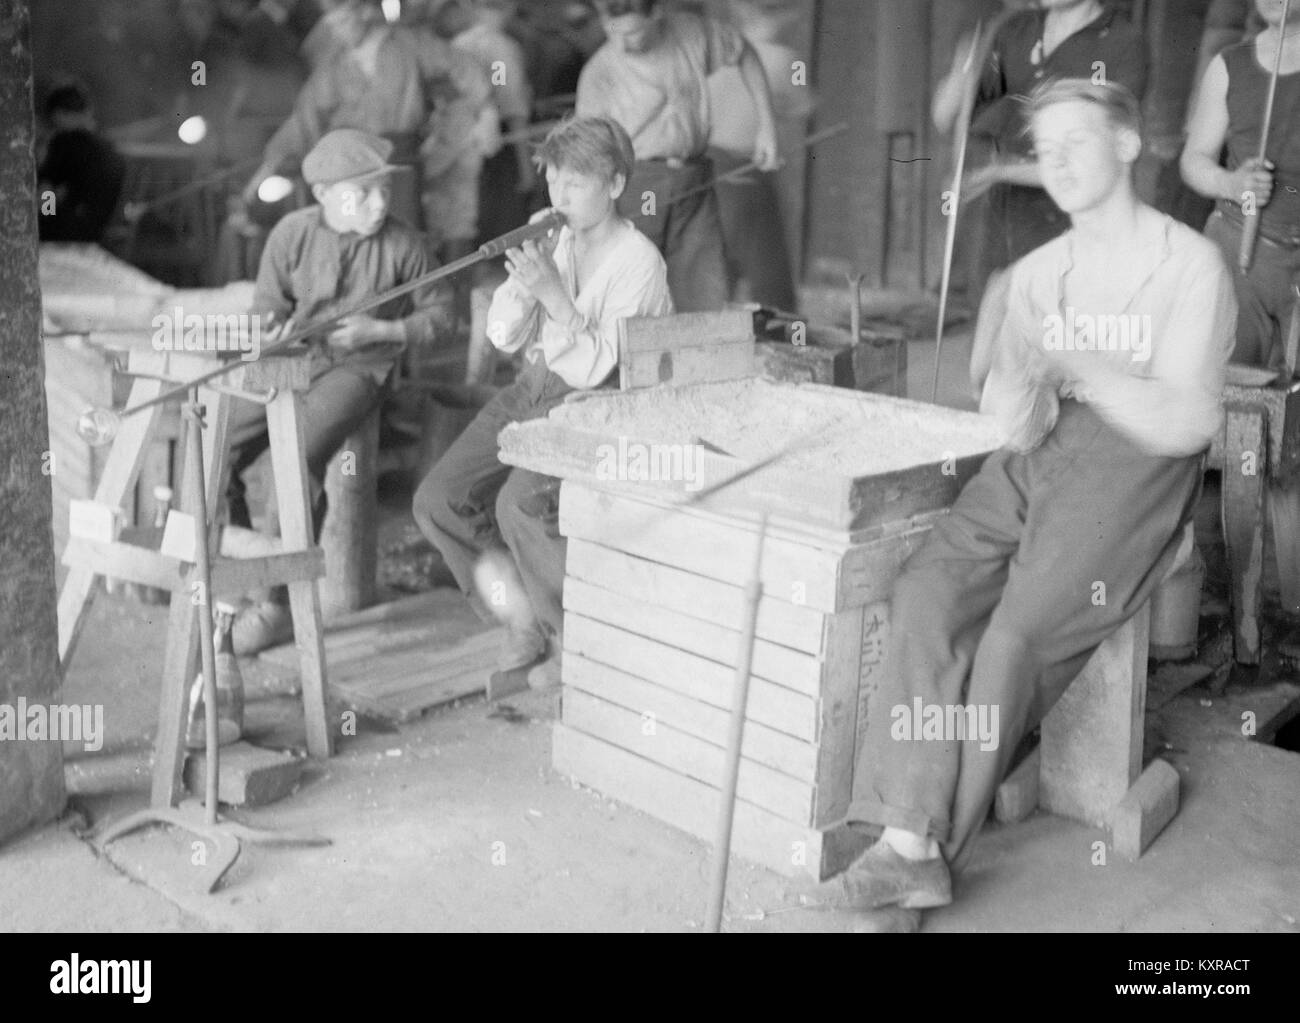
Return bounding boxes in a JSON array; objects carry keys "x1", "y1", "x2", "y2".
[{"x1": 995, "y1": 524, "x2": 1195, "y2": 859}]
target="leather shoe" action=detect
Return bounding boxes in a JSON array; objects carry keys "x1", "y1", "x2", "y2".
[{"x1": 834, "y1": 841, "x2": 952, "y2": 911}]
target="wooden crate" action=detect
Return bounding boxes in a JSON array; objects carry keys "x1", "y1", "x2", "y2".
[
  {"x1": 553, "y1": 483, "x2": 916, "y2": 880},
  {"x1": 498, "y1": 380, "x2": 1001, "y2": 880},
  {"x1": 756, "y1": 322, "x2": 908, "y2": 397}
]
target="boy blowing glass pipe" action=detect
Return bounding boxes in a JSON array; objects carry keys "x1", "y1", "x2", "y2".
[
  {"x1": 828, "y1": 80, "x2": 1236, "y2": 932},
  {"x1": 229, "y1": 128, "x2": 453, "y2": 655},
  {"x1": 413, "y1": 116, "x2": 672, "y2": 687}
]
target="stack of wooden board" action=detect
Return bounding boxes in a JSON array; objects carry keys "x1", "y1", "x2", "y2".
[
  {"x1": 499, "y1": 381, "x2": 1003, "y2": 879},
  {"x1": 260, "y1": 590, "x2": 503, "y2": 724}
]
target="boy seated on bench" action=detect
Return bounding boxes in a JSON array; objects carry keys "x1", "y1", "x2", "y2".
[
  {"x1": 229, "y1": 127, "x2": 453, "y2": 654},
  {"x1": 826, "y1": 79, "x2": 1237, "y2": 931},
  {"x1": 413, "y1": 116, "x2": 673, "y2": 688}
]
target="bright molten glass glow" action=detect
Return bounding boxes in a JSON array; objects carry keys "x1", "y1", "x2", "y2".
[
  {"x1": 76, "y1": 407, "x2": 121, "y2": 447},
  {"x1": 178, "y1": 115, "x2": 207, "y2": 145},
  {"x1": 257, "y1": 175, "x2": 294, "y2": 203}
]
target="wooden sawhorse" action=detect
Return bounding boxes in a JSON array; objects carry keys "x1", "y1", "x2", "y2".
[
  {"x1": 995, "y1": 525, "x2": 1198, "y2": 859},
  {"x1": 57, "y1": 347, "x2": 333, "y2": 808}
]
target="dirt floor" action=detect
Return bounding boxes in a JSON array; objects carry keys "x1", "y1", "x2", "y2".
[{"x1": 4, "y1": 310, "x2": 1299, "y2": 932}]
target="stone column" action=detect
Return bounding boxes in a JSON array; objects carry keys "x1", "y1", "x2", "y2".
[{"x1": 0, "y1": 0, "x2": 66, "y2": 845}]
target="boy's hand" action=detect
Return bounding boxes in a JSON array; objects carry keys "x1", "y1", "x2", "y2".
[
  {"x1": 505, "y1": 238, "x2": 566, "y2": 312},
  {"x1": 1227, "y1": 157, "x2": 1274, "y2": 208},
  {"x1": 327, "y1": 315, "x2": 402, "y2": 351}
]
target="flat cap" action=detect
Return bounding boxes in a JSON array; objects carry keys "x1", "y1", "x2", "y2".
[{"x1": 302, "y1": 129, "x2": 397, "y2": 186}]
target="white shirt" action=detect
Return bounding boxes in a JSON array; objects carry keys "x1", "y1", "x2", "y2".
[
  {"x1": 487, "y1": 219, "x2": 673, "y2": 389},
  {"x1": 982, "y1": 214, "x2": 1237, "y2": 457}
]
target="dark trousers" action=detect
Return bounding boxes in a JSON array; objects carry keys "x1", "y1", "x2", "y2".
[
  {"x1": 618, "y1": 158, "x2": 728, "y2": 312},
  {"x1": 1204, "y1": 209, "x2": 1300, "y2": 371},
  {"x1": 708, "y1": 147, "x2": 796, "y2": 311},
  {"x1": 411, "y1": 355, "x2": 572, "y2": 637},
  {"x1": 226, "y1": 364, "x2": 383, "y2": 539},
  {"x1": 849, "y1": 401, "x2": 1203, "y2": 873}
]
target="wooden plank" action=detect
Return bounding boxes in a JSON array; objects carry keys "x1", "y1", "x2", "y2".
[
  {"x1": 1222, "y1": 405, "x2": 1267, "y2": 665},
  {"x1": 1040, "y1": 608, "x2": 1148, "y2": 827},
  {"x1": 552, "y1": 724, "x2": 829, "y2": 880},
  {"x1": 562, "y1": 614, "x2": 817, "y2": 742},
  {"x1": 618, "y1": 310, "x2": 755, "y2": 390},
  {"x1": 811, "y1": 605, "x2": 867, "y2": 825},
  {"x1": 563, "y1": 652, "x2": 817, "y2": 781},
  {"x1": 61, "y1": 537, "x2": 182, "y2": 591},
  {"x1": 321, "y1": 407, "x2": 379, "y2": 621},
  {"x1": 1268, "y1": 478, "x2": 1300, "y2": 617},
  {"x1": 562, "y1": 689, "x2": 815, "y2": 825},
  {"x1": 565, "y1": 539, "x2": 826, "y2": 654},
  {"x1": 209, "y1": 550, "x2": 325, "y2": 596},
  {"x1": 559, "y1": 482, "x2": 928, "y2": 612},
  {"x1": 563, "y1": 577, "x2": 822, "y2": 696},
  {"x1": 619, "y1": 310, "x2": 755, "y2": 353},
  {"x1": 258, "y1": 591, "x2": 485, "y2": 671},
  {"x1": 266, "y1": 387, "x2": 332, "y2": 758},
  {"x1": 57, "y1": 373, "x2": 167, "y2": 666},
  {"x1": 330, "y1": 628, "x2": 501, "y2": 689},
  {"x1": 619, "y1": 340, "x2": 754, "y2": 391},
  {"x1": 330, "y1": 630, "x2": 500, "y2": 723}
]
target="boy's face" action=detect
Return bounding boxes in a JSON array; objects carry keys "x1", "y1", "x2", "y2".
[
  {"x1": 1031, "y1": 101, "x2": 1136, "y2": 216},
  {"x1": 545, "y1": 163, "x2": 622, "y2": 230},
  {"x1": 315, "y1": 174, "x2": 391, "y2": 236},
  {"x1": 599, "y1": 7, "x2": 661, "y2": 53}
]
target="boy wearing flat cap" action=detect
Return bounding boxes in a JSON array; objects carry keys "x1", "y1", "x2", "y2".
[{"x1": 229, "y1": 128, "x2": 454, "y2": 654}]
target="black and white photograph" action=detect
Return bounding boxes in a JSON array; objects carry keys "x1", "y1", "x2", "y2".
[{"x1": 0, "y1": 0, "x2": 1297, "y2": 969}]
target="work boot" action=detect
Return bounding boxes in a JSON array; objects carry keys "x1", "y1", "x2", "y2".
[
  {"x1": 232, "y1": 599, "x2": 294, "y2": 656},
  {"x1": 832, "y1": 841, "x2": 952, "y2": 911},
  {"x1": 498, "y1": 619, "x2": 547, "y2": 672}
]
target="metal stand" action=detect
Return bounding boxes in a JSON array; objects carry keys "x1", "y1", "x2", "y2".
[{"x1": 95, "y1": 397, "x2": 329, "y2": 894}]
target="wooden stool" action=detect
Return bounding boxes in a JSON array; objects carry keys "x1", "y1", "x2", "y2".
[
  {"x1": 56, "y1": 347, "x2": 332, "y2": 808},
  {"x1": 996, "y1": 524, "x2": 1196, "y2": 860}
]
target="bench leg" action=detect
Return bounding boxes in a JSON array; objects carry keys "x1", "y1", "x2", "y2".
[
  {"x1": 1111, "y1": 759, "x2": 1180, "y2": 861},
  {"x1": 1040, "y1": 606, "x2": 1149, "y2": 827},
  {"x1": 1222, "y1": 404, "x2": 1266, "y2": 665},
  {"x1": 1033, "y1": 604, "x2": 1180, "y2": 858},
  {"x1": 320, "y1": 408, "x2": 379, "y2": 623}
]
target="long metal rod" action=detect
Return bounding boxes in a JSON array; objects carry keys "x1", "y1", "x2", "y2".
[
  {"x1": 705, "y1": 509, "x2": 768, "y2": 932},
  {"x1": 931, "y1": 4, "x2": 1032, "y2": 403},
  {"x1": 671, "y1": 122, "x2": 849, "y2": 206},
  {"x1": 125, "y1": 157, "x2": 261, "y2": 220},
  {"x1": 1239, "y1": 0, "x2": 1292, "y2": 272},
  {"x1": 183, "y1": 397, "x2": 221, "y2": 826},
  {"x1": 112, "y1": 240, "x2": 513, "y2": 419},
  {"x1": 108, "y1": 124, "x2": 850, "y2": 423}
]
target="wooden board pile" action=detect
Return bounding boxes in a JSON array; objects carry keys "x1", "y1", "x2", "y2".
[{"x1": 500, "y1": 380, "x2": 1003, "y2": 879}]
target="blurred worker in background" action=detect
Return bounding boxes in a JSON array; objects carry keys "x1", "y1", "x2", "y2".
[
  {"x1": 932, "y1": 0, "x2": 1148, "y2": 311},
  {"x1": 37, "y1": 83, "x2": 127, "y2": 244},
  {"x1": 706, "y1": 0, "x2": 809, "y2": 311},
  {"x1": 1181, "y1": 0, "x2": 1300, "y2": 371},
  {"x1": 451, "y1": 0, "x2": 540, "y2": 244},
  {"x1": 576, "y1": 0, "x2": 779, "y2": 312}
]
